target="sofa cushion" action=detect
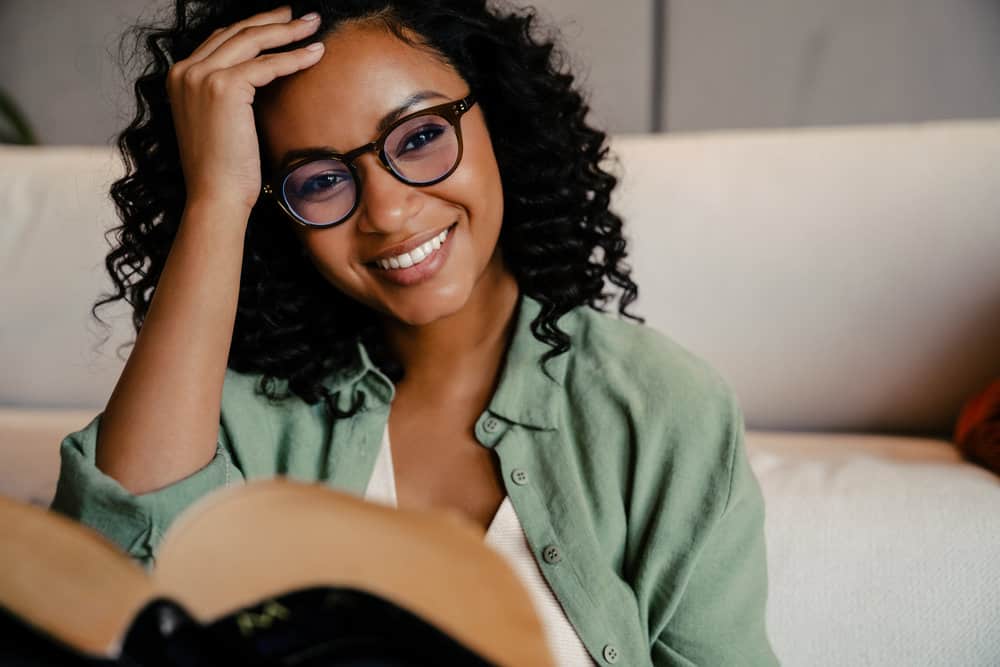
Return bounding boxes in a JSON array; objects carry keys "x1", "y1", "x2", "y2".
[{"x1": 748, "y1": 431, "x2": 1000, "y2": 666}]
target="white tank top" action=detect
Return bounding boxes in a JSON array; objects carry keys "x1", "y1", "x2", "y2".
[{"x1": 363, "y1": 424, "x2": 596, "y2": 666}]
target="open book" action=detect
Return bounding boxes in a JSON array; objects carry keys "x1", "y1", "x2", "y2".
[{"x1": 0, "y1": 479, "x2": 554, "y2": 666}]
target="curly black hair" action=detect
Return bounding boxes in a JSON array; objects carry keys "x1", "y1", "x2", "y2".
[{"x1": 101, "y1": 0, "x2": 641, "y2": 418}]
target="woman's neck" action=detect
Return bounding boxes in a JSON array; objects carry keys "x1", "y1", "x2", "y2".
[{"x1": 380, "y1": 252, "x2": 520, "y2": 399}]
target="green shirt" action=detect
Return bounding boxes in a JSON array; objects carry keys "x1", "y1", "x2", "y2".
[{"x1": 51, "y1": 294, "x2": 779, "y2": 666}]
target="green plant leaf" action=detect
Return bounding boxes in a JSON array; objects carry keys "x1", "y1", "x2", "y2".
[{"x1": 0, "y1": 87, "x2": 38, "y2": 145}]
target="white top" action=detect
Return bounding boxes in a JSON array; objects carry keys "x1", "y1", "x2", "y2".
[{"x1": 363, "y1": 424, "x2": 596, "y2": 666}]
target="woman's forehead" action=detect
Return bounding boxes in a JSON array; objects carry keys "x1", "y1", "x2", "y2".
[{"x1": 261, "y1": 24, "x2": 465, "y2": 140}]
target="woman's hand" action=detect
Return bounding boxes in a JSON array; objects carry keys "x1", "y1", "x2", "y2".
[{"x1": 165, "y1": 6, "x2": 324, "y2": 217}]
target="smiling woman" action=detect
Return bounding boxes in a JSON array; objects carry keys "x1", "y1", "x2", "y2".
[{"x1": 48, "y1": 2, "x2": 779, "y2": 665}]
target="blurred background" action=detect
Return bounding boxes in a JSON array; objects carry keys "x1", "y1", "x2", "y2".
[{"x1": 2, "y1": 0, "x2": 1000, "y2": 144}]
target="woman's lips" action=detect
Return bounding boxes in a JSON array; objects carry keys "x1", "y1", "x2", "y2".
[
  {"x1": 367, "y1": 223, "x2": 452, "y2": 264},
  {"x1": 369, "y1": 222, "x2": 457, "y2": 287}
]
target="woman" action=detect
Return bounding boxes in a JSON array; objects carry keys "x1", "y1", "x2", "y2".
[{"x1": 51, "y1": 1, "x2": 779, "y2": 664}]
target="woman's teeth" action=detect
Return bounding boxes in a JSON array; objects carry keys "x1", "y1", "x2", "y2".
[{"x1": 376, "y1": 226, "x2": 450, "y2": 270}]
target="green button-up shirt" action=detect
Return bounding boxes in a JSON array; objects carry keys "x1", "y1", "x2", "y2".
[{"x1": 51, "y1": 294, "x2": 779, "y2": 666}]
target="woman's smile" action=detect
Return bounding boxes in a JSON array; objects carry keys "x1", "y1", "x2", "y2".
[{"x1": 367, "y1": 221, "x2": 458, "y2": 287}]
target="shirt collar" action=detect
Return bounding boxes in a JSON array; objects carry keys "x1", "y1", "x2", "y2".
[
  {"x1": 486, "y1": 292, "x2": 573, "y2": 430},
  {"x1": 320, "y1": 336, "x2": 395, "y2": 409},
  {"x1": 324, "y1": 292, "x2": 575, "y2": 430}
]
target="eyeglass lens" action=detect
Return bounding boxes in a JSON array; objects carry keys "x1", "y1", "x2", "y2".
[{"x1": 281, "y1": 112, "x2": 460, "y2": 226}]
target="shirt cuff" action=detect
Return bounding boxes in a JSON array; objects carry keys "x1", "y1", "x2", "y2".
[{"x1": 49, "y1": 413, "x2": 243, "y2": 568}]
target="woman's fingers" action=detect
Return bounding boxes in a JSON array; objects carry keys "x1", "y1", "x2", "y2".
[
  {"x1": 221, "y1": 42, "x2": 326, "y2": 90},
  {"x1": 186, "y1": 5, "x2": 293, "y2": 65},
  {"x1": 188, "y1": 44, "x2": 324, "y2": 106},
  {"x1": 197, "y1": 13, "x2": 321, "y2": 72}
]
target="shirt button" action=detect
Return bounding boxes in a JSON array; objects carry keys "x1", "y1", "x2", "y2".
[
  {"x1": 483, "y1": 417, "x2": 501, "y2": 433},
  {"x1": 602, "y1": 644, "x2": 620, "y2": 663},
  {"x1": 541, "y1": 544, "x2": 562, "y2": 564},
  {"x1": 510, "y1": 469, "x2": 529, "y2": 485}
]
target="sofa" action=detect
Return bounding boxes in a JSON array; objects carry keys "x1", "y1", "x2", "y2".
[{"x1": 2, "y1": 120, "x2": 999, "y2": 666}]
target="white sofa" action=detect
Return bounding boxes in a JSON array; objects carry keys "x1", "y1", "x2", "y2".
[{"x1": 2, "y1": 121, "x2": 999, "y2": 666}]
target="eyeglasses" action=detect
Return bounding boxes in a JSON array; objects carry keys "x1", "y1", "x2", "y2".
[{"x1": 263, "y1": 94, "x2": 477, "y2": 228}]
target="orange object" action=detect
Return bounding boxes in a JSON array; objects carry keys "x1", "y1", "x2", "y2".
[{"x1": 954, "y1": 379, "x2": 1000, "y2": 475}]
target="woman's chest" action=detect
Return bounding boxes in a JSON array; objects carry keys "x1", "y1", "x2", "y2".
[{"x1": 387, "y1": 408, "x2": 506, "y2": 536}]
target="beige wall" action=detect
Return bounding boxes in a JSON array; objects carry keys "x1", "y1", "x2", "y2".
[
  {"x1": 0, "y1": 0, "x2": 653, "y2": 144},
  {"x1": 1, "y1": 0, "x2": 998, "y2": 145},
  {"x1": 525, "y1": 0, "x2": 656, "y2": 133},
  {"x1": 665, "y1": 0, "x2": 1000, "y2": 131}
]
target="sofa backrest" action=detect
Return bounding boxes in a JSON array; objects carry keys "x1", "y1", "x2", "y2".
[
  {"x1": 1, "y1": 146, "x2": 129, "y2": 411},
  {"x1": 613, "y1": 120, "x2": 1000, "y2": 435},
  {"x1": 3, "y1": 120, "x2": 999, "y2": 434}
]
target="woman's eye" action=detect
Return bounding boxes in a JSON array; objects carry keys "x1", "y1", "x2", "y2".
[
  {"x1": 298, "y1": 171, "x2": 347, "y2": 198},
  {"x1": 400, "y1": 125, "x2": 446, "y2": 153}
]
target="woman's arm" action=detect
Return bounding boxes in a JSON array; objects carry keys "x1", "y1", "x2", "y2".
[
  {"x1": 94, "y1": 203, "x2": 247, "y2": 493},
  {"x1": 93, "y1": 8, "x2": 324, "y2": 493}
]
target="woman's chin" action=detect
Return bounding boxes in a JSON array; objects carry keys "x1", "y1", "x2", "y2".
[{"x1": 379, "y1": 286, "x2": 469, "y2": 328}]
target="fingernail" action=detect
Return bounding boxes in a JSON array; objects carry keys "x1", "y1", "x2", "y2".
[
  {"x1": 306, "y1": 42, "x2": 324, "y2": 51},
  {"x1": 300, "y1": 12, "x2": 319, "y2": 21}
]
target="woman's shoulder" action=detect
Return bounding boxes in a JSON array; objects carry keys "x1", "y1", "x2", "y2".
[
  {"x1": 220, "y1": 368, "x2": 308, "y2": 411},
  {"x1": 218, "y1": 368, "x2": 323, "y2": 442},
  {"x1": 220, "y1": 368, "x2": 286, "y2": 417},
  {"x1": 221, "y1": 367, "x2": 276, "y2": 402},
  {"x1": 562, "y1": 306, "x2": 747, "y2": 520},
  {"x1": 566, "y1": 305, "x2": 739, "y2": 416}
]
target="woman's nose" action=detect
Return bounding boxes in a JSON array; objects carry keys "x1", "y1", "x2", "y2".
[{"x1": 353, "y1": 153, "x2": 424, "y2": 234}]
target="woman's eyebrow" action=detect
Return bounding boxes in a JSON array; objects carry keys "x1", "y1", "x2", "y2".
[
  {"x1": 276, "y1": 90, "x2": 450, "y2": 168},
  {"x1": 375, "y1": 89, "x2": 449, "y2": 134}
]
